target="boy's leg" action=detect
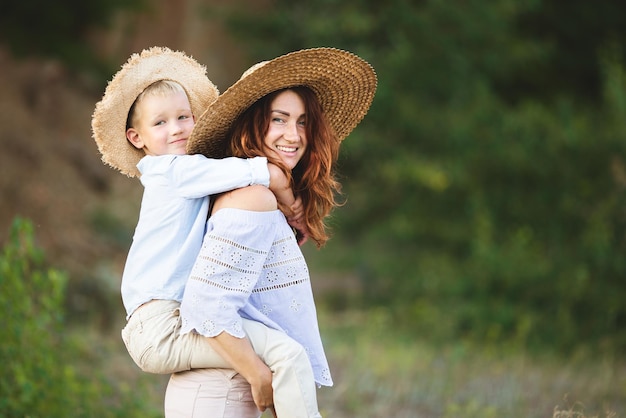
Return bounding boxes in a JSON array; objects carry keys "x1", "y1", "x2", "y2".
[
  {"x1": 121, "y1": 300, "x2": 230, "y2": 374},
  {"x1": 122, "y1": 300, "x2": 322, "y2": 417},
  {"x1": 241, "y1": 319, "x2": 322, "y2": 418}
]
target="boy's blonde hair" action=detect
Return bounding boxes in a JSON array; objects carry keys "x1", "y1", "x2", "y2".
[
  {"x1": 126, "y1": 80, "x2": 188, "y2": 130},
  {"x1": 91, "y1": 47, "x2": 218, "y2": 177}
]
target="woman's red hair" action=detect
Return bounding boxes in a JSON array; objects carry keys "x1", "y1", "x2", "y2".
[{"x1": 227, "y1": 87, "x2": 342, "y2": 247}]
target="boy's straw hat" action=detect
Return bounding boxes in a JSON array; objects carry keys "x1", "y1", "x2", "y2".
[
  {"x1": 91, "y1": 46, "x2": 218, "y2": 177},
  {"x1": 187, "y1": 47, "x2": 377, "y2": 158}
]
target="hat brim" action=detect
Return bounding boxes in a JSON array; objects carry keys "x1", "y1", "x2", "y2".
[
  {"x1": 187, "y1": 48, "x2": 377, "y2": 159},
  {"x1": 91, "y1": 47, "x2": 219, "y2": 177}
]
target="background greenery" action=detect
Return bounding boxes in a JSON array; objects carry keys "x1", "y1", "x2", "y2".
[
  {"x1": 2, "y1": 0, "x2": 626, "y2": 416},
  {"x1": 213, "y1": 0, "x2": 626, "y2": 353},
  {"x1": 3, "y1": 220, "x2": 621, "y2": 417},
  {"x1": 1, "y1": 219, "x2": 161, "y2": 417}
]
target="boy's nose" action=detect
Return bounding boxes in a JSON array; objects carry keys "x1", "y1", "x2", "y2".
[{"x1": 171, "y1": 120, "x2": 185, "y2": 134}]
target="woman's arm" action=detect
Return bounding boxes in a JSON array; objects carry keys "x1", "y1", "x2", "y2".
[
  {"x1": 206, "y1": 332, "x2": 275, "y2": 414},
  {"x1": 206, "y1": 185, "x2": 279, "y2": 413}
]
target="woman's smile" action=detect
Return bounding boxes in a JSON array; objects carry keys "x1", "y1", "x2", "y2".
[
  {"x1": 265, "y1": 90, "x2": 308, "y2": 169},
  {"x1": 276, "y1": 145, "x2": 299, "y2": 153}
]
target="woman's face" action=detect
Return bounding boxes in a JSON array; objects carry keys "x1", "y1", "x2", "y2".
[{"x1": 264, "y1": 90, "x2": 307, "y2": 170}]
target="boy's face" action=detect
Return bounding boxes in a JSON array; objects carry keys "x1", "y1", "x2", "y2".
[{"x1": 126, "y1": 90, "x2": 195, "y2": 156}]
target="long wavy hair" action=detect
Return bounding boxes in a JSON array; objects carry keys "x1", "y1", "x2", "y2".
[{"x1": 227, "y1": 86, "x2": 342, "y2": 247}]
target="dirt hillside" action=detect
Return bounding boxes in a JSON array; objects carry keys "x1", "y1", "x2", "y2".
[
  {"x1": 0, "y1": 0, "x2": 253, "y2": 325},
  {"x1": 0, "y1": 0, "x2": 356, "y2": 327},
  {"x1": 0, "y1": 46, "x2": 141, "y2": 322}
]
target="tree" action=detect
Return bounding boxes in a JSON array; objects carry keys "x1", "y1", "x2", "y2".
[
  {"x1": 0, "y1": 0, "x2": 144, "y2": 71},
  {"x1": 212, "y1": 0, "x2": 626, "y2": 351}
]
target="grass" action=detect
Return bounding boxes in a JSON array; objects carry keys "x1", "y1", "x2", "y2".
[
  {"x1": 89, "y1": 308, "x2": 624, "y2": 418},
  {"x1": 311, "y1": 309, "x2": 624, "y2": 418}
]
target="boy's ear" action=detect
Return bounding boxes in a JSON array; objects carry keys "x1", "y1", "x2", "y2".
[{"x1": 126, "y1": 128, "x2": 144, "y2": 150}]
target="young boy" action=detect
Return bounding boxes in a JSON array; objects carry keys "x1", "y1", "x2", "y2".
[{"x1": 91, "y1": 47, "x2": 321, "y2": 417}]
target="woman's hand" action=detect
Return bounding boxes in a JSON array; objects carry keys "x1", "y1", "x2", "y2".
[
  {"x1": 248, "y1": 363, "x2": 275, "y2": 413},
  {"x1": 204, "y1": 332, "x2": 276, "y2": 413}
]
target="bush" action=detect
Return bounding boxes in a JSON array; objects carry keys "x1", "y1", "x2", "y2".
[{"x1": 0, "y1": 218, "x2": 159, "y2": 417}]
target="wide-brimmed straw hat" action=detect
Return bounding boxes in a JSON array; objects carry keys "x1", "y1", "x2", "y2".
[
  {"x1": 91, "y1": 46, "x2": 219, "y2": 177},
  {"x1": 187, "y1": 47, "x2": 377, "y2": 158}
]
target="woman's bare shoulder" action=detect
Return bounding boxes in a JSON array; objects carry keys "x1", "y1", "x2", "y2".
[{"x1": 212, "y1": 185, "x2": 277, "y2": 212}]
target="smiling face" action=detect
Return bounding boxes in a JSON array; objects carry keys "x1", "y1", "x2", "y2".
[
  {"x1": 263, "y1": 89, "x2": 308, "y2": 169},
  {"x1": 126, "y1": 87, "x2": 195, "y2": 157}
]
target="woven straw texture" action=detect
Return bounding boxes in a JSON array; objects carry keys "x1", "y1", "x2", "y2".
[
  {"x1": 91, "y1": 46, "x2": 218, "y2": 177},
  {"x1": 187, "y1": 47, "x2": 377, "y2": 159}
]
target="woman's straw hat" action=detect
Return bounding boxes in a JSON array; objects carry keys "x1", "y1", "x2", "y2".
[
  {"x1": 91, "y1": 46, "x2": 218, "y2": 177},
  {"x1": 187, "y1": 47, "x2": 377, "y2": 158}
]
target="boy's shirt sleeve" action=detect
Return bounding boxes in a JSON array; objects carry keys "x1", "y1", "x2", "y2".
[{"x1": 169, "y1": 154, "x2": 270, "y2": 198}]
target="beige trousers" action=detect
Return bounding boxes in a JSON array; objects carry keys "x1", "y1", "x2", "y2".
[
  {"x1": 164, "y1": 369, "x2": 260, "y2": 418},
  {"x1": 121, "y1": 300, "x2": 321, "y2": 418}
]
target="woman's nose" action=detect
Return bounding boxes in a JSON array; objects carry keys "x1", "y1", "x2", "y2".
[{"x1": 284, "y1": 122, "x2": 299, "y2": 141}]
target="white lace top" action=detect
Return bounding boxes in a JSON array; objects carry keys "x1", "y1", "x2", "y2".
[{"x1": 179, "y1": 208, "x2": 333, "y2": 387}]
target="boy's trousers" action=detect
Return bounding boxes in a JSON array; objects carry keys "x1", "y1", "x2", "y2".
[{"x1": 122, "y1": 299, "x2": 322, "y2": 418}]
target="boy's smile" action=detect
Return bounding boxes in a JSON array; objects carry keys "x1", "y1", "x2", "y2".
[{"x1": 126, "y1": 90, "x2": 195, "y2": 156}]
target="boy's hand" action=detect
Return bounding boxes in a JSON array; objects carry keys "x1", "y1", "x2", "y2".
[
  {"x1": 277, "y1": 200, "x2": 295, "y2": 219},
  {"x1": 287, "y1": 196, "x2": 309, "y2": 245},
  {"x1": 291, "y1": 220, "x2": 309, "y2": 246},
  {"x1": 268, "y1": 165, "x2": 308, "y2": 245},
  {"x1": 267, "y1": 163, "x2": 290, "y2": 194},
  {"x1": 287, "y1": 196, "x2": 304, "y2": 223}
]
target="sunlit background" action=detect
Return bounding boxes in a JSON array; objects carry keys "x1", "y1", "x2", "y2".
[{"x1": 1, "y1": 0, "x2": 625, "y2": 417}]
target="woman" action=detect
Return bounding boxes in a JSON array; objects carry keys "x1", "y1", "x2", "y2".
[{"x1": 164, "y1": 48, "x2": 377, "y2": 418}]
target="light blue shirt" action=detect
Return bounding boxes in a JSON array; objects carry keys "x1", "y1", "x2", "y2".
[
  {"x1": 179, "y1": 208, "x2": 333, "y2": 387},
  {"x1": 121, "y1": 154, "x2": 270, "y2": 318}
]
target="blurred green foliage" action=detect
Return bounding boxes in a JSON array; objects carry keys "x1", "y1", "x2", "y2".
[
  {"x1": 3, "y1": 0, "x2": 625, "y2": 355},
  {"x1": 216, "y1": 0, "x2": 626, "y2": 353},
  {"x1": 0, "y1": 0, "x2": 144, "y2": 72},
  {"x1": 0, "y1": 218, "x2": 160, "y2": 417}
]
